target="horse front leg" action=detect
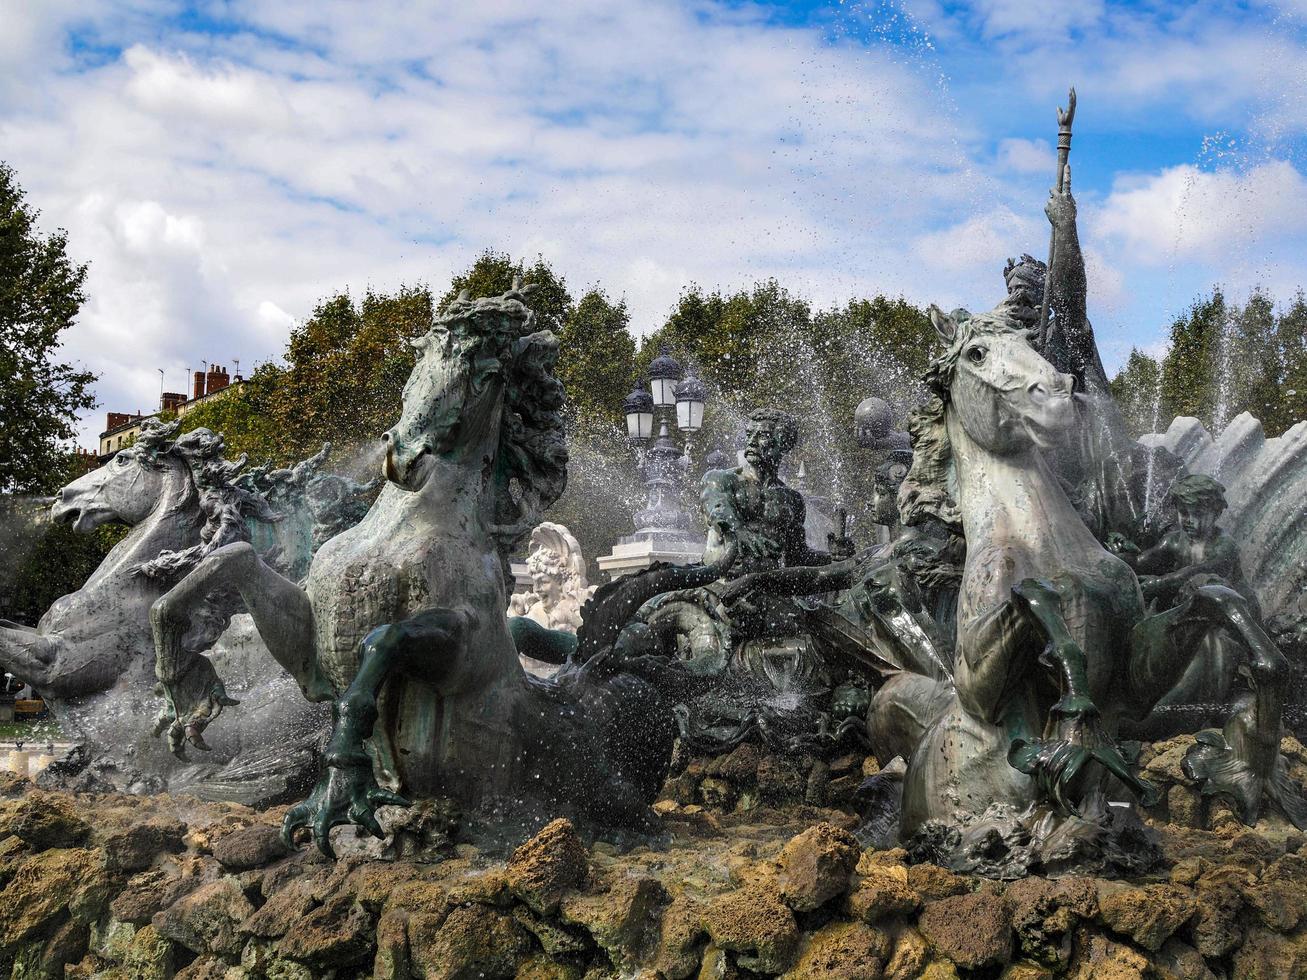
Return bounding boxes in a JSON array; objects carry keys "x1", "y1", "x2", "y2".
[
  {"x1": 1131, "y1": 582, "x2": 1307, "y2": 827},
  {"x1": 150, "y1": 541, "x2": 329, "y2": 757},
  {"x1": 954, "y1": 578, "x2": 1089, "y2": 723},
  {"x1": 960, "y1": 578, "x2": 1157, "y2": 811},
  {"x1": 281, "y1": 607, "x2": 470, "y2": 858}
]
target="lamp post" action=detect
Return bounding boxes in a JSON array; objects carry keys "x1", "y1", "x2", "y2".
[{"x1": 598, "y1": 347, "x2": 712, "y2": 579}]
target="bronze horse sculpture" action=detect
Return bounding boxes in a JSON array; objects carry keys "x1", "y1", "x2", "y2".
[
  {"x1": 876, "y1": 305, "x2": 1305, "y2": 852},
  {"x1": 150, "y1": 283, "x2": 678, "y2": 854},
  {"x1": 0, "y1": 422, "x2": 326, "y2": 799}
]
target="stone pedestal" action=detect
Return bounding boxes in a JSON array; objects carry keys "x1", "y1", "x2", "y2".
[{"x1": 597, "y1": 532, "x2": 704, "y2": 580}]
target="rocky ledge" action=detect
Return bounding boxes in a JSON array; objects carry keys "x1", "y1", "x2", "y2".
[{"x1": 4, "y1": 744, "x2": 1307, "y2": 980}]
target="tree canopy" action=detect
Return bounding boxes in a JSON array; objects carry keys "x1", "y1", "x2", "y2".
[
  {"x1": 0, "y1": 163, "x2": 96, "y2": 495},
  {"x1": 1110, "y1": 288, "x2": 1307, "y2": 440}
]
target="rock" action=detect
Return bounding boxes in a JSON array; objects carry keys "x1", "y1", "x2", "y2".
[
  {"x1": 1231, "y1": 925, "x2": 1307, "y2": 978},
  {"x1": 107, "y1": 818, "x2": 188, "y2": 873},
  {"x1": 847, "y1": 866, "x2": 920, "y2": 923},
  {"x1": 1005, "y1": 876, "x2": 1096, "y2": 967},
  {"x1": 277, "y1": 891, "x2": 375, "y2": 968},
  {"x1": 1152, "y1": 937, "x2": 1217, "y2": 980},
  {"x1": 703, "y1": 885, "x2": 799, "y2": 974},
  {"x1": 512, "y1": 907, "x2": 592, "y2": 958},
  {"x1": 884, "y1": 926, "x2": 929, "y2": 980},
  {"x1": 0, "y1": 847, "x2": 113, "y2": 957},
  {"x1": 663, "y1": 772, "x2": 700, "y2": 806},
  {"x1": 241, "y1": 878, "x2": 320, "y2": 940},
  {"x1": 13, "y1": 916, "x2": 90, "y2": 979},
  {"x1": 383, "y1": 878, "x2": 452, "y2": 924},
  {"x1": 699, "y1": 776, "x2": 735, "y2": 808},
  {"x1": 711, "y1": 743, "x2": 762, "y2": 782},
  {"x1": 1143, "y1": 735, "x2": 1197, "y2": 785},
  {"x1": 786, "y1": 920, "x2": 890, "y2": 978},
  {"x1": 152, "y1": 877, "x2": 255, "y2": 957},
  {"x1": 1066, "y1": 926, "x2": 1148, "y2": 980},
  {"x1": 504, "y1": 818, "x2": 589, "y2": 915},
  {"x1": 385, "y1": 797, "x2": 461, "y2": 862},
  {"x1": 2, "y1": 791, "x2": 92, "y2": 850},
  {"x1": 559, "y1": 876, "x2": 668, "y2": 971},
  {"x1": 999, "y1": 963, "x2": 1054, "y2": 980},
  {"x1": 1166, "y1": 784, "x2": 1202, "y2": 828},
  {"x1": 654, "y1": 893, "x2": 708, "y2": 980},
  {"x1": 1190, "y1": 863, "x2": 1248, "y2": 958},
  {"x1": 906, "y1": 862, "x2": 970, "y2": 901},
  {"x1": 804, "y1": 761, "x2": 830, "y2": 806},
  {"x1": 698, "y1": 944, "x2": 740, "y2": 979},
  {"x1": 1244, "y1": 850, "x2": 1307, "y2": 931},
  {"x1": 777, "y1": 823, "x2": 860, "y2": 912},
  {"x1": 372, "y1": 909, "x2": 410, "y2": 980},
  {"x1": 211, "y1": 822, "x2": 291, "y2": 871},
  {"x1": 917, "y1": 889, "x2": 1012, "y2": 971},
  {"x1": 516, "y1": 955, "x2": 585, "y2": 979},
  {"x1": 408, "y1": 903, "x2": 532, "y2": 980},
  {"x1": 757, "y1": 757, "x2": 806, "y2": 802},
  {"x1": 1095, "y1": 882, "x2": 1195, "y2": 952},
  {"x1": 110, "y1": 869, "x2": 204, "y2": 926}
]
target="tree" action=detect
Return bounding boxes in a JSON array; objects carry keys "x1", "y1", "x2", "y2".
[
  {"x1": 1110, "y1": 348, "x2": 1163, "y2": 439},
  {"x1": 1157, "y1": 290, "x2": 1225, "y2": 430},
  {"x1": 439, "y1": 250, "x2": 573, "y2": 330},
  {"x1": 556, "y1": 289, "x2": 637, "y2": 423},
  {"x1": 0, "y1": 163, "x2": 96, "y2": 494}
]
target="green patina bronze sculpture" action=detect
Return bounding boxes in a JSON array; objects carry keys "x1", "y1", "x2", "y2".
[{"x1": 147, "y1": 283, "x2": 683, "y2": 855}]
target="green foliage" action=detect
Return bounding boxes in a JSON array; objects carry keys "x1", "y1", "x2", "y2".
[
  {"x1": 0, "y1": 162, "x2": 96, "y2": 495},
  {"x1": 0, "y1": 519, "x2": 127, "y2": 627},
  {"x1": 439, "y1": 250, "x2": 573, "y2": 330},
  {"x1": 557, "y1": 289, "x2": 637, "y2": 424},
  {"x1": 176, "y1": 362, "x2": 284, "y2": 460},
  {"x1": 1111, "y1": 288, "x2": 1307, "y2": 439},
  {"x1": 1110, "y1": 348, "x2": 1163, "y2": 438}
]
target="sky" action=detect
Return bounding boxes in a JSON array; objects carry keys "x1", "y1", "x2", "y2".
[{"x1": 5, "y1": 0, "x2": 1307, "y2": 448}]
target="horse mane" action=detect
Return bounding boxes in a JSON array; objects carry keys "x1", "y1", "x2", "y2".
[
  {"x1": 427, "y1": 281, "x2": 569, "y2": 568},
  {"x1": 897, "y1": 308, "x2": 1032, "y2": 532}
]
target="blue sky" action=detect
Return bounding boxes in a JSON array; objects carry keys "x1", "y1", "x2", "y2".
[{"x1": 3, "y1": 0, "x2": 1306, "y2": 445}]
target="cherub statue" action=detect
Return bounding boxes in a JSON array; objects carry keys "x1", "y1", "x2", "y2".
[
  {"x1": 1128, "y1": 474, "x2": 1261, "y2": 711},
  {"x1": 507, "y1": 522, "x2": 595, "y2": 633}
]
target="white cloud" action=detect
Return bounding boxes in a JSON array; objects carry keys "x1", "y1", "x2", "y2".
[
  {"x1": 5, "y1": 0, "x2": 1307, "y2": 450},
  {"x1": 997, "y1": 137, "x2": 1056, "y2": 175},
  {"x1": 1094, "y1": 161, "x2": 1307, "y2": 266}
]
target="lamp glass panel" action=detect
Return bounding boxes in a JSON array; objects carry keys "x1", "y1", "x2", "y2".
[
  {"x1": 677, "y1": 400, "x2": 704, "y2": 432},
  {"x1": 652, "y1": 377, "x2": 677, "y2": 406}
]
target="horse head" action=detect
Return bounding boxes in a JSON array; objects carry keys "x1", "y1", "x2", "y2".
[
  {"x1": 383, "y1": 283, "x2": 519, "y2": 490},
  {"x1": 927, "y1": 306, "x2": 1076, "y2": 456},
  {"x1": 381, "y1": 278, "x2": 568, "y2": 561},
  {"x1": 51, "y1": 420, "x2": 197, "y2": 532}
]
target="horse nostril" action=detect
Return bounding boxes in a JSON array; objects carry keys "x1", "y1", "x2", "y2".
[{"x1": 381, "y1": 432, "x2": 391, "y2": 444}]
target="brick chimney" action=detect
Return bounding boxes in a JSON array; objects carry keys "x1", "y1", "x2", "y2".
[
  {"x1": 106, "y1": 412, "x2": 133, "y2": 431},
  {"x1": 206, "y1": 365, "x2": 230, "y2": 394},
  {"x1": 162, "y1": 391, "x2": 186, "y2": 413},
  {"x1": 193, "y1": 371, "x2": 206, "y2": 401}
]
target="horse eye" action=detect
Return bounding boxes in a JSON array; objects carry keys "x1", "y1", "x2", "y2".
[{"x1": 967, "y1": 346, "x2": 987, "y2": 363}]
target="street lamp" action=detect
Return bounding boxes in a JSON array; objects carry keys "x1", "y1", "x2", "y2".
[
  {"x1": 623, "y1": 348, "x2": 712, "y2": 537},
  {"x1": 648, "y1": 345, "x2": 682, "y2": 407},
  {"x1": 674, "y1": 366, "x2": 706, "y2": 434},
  {"x1": 623, "y1": 387, "x2": 655, "y2": 441},
  {"x1": 599, "y1": 346, "x2": 716, "y2": 579}
]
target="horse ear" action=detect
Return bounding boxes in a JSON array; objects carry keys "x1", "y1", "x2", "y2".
[{"x1": 928, "y1": 305, "x2": 957, "y2": 344}]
